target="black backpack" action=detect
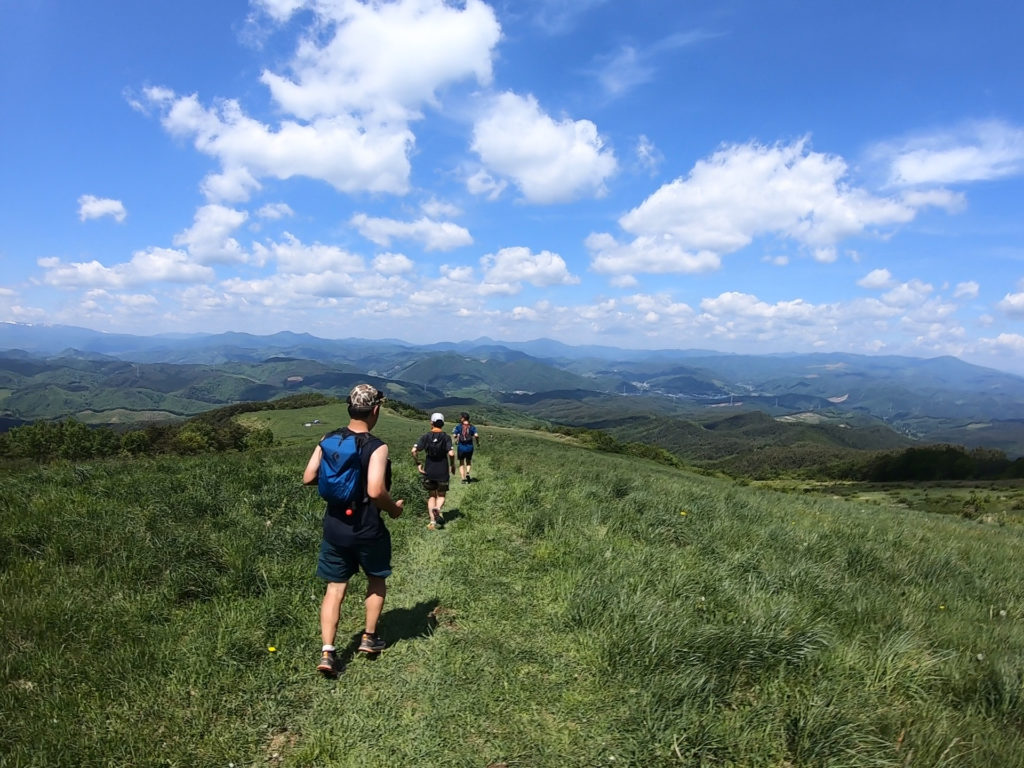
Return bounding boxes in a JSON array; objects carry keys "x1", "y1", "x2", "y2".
[{"x1": 425, "y1": 431, "x2": 448, "y2": 460}]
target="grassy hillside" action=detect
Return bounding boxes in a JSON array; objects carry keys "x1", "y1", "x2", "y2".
[{"x1": 3, "y1": 410, "x2": 1024, "y2": 766}]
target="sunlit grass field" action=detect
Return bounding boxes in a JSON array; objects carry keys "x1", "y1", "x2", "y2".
[{"x1": 3, "y1": 408, "x2": 1024, "y2": 766}]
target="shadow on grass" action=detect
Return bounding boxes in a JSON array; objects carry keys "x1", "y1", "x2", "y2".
[
  {"x1": 325, "y1": 598, "x2": 442, "y2": 677},
  {"x1": 440, "y1": 507, "x2": 462, "y2": 523},
  {"x1": 383, "y1": 598, "x2": 441, "y2": 646}
]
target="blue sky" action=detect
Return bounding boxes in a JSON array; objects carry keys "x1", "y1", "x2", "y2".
[{"x1": 3, "y1": 0, "x2": 1024, "y2": 373}]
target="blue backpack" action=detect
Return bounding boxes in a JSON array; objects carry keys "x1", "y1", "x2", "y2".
[{"x1": 318, "y1": 428, "x2": 369, "y2": 510}]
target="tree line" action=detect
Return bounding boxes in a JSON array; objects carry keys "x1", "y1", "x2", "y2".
[{"x1": 0, "y1": 393, "x2": 335, "y2": 463}]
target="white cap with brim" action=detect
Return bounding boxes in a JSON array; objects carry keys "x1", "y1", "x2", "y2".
[{"x1": 430, "y1": 412, "x2": 444, "y2": 424}]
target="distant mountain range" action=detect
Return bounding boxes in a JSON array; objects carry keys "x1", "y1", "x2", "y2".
[{"x1": 3, "y1": 322, "x2": 1024, "y2": 456}]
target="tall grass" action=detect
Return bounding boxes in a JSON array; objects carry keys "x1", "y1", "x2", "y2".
[{"x1": 2, "y1": 413, "x2": 1023, "y2": 766}]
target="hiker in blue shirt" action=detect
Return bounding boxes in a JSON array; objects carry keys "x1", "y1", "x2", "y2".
[
  {"x1": 411, "y1": 412, "x2": 455, "y2": 530},
  {"x1": 453, "y1": 411, "x2": 480, "y2": 484},
  {"x1": 302, "y1": 383, "x2": 404, "y2": 675}
]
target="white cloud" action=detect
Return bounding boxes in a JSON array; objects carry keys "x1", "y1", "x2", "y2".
[
  {"x1": 586, "y1": 231, "x2": 721, "y2": 275},
  {"x1": 881, "y1": 279, "x2": 934, "y2": 308},
  {"x1": 954, "y1": 281, "x2": 979, "y2": 299},
  {"x1": 587, "y1": 138, "x2": 948, "y2": 276},
  {"x1": 700, "y1": 292, "x2": 820, "y2": 324},
  {"x1": 257, "y1": 202, "x2": 295, "y2": 219},
  {"x1": 858, "y1": 268, "x2": 893, "y2": 289},
  {"x1": 471, "y1": 91, "x2": 618, "y2": 203},
  {"x1": 77, "y1": 195, "x2": 126, "y2": 223},
  {"x1": 593, "y1": 31, "x2": 713, "y2": 99},
  {"x1": 881, "y1": 120, "x2": 1024, "y2": 187},
  {"x1": 595, "y1": 45, "x2": 654, "y2": 97},
  {"x1": 624, "y1": 293, "x2": 694, "y2": 322},
  {"x1": 38, "y1": 248, "x2": 214, "y2": 289},
  {"x1": 254, "y1": 233, "x2": 365, "y2": 275},
  {"x1": 420, "y1": 198, "x2": 462, "y2": 219},
  {"x1": 979, "y1": 333, "x2": 1024, "y2": 354},
  {"x1": 610, "y1": 274, "x2": 638, "y2": 288},
  {"x1": 173, "y1": 204, "x2": 249, "y2": 264},
  {"x1": 372, "y1": 252, "x2": 415, "y2": 275},
  {"x1": 145, "y1": 89, "x2": 414, "y2": 197},
  {"x1": 480, "y1": 246, "x2": 579, "y2": 294},
  {"x1": 259, "y1": 0, "x2": 501, "y2": 123},
  {"x1": 350, "y1": 213, "x2": 472, "y2": 251},
  {"x1": 635, "y1": 134, "x2": 662, "y2": 175},
  {"x1": 252, "y1": 0, "x2": 307, "y2": 23},
  {"x1": 465, "y1": 168, "x2": 507, "y2": 200},
  {"x1": 997, "y1": 291, "x2": 1024, "y2": 317}
]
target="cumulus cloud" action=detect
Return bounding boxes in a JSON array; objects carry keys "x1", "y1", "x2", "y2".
[
  {"x1": 253, "y1": 233, "x2": 364, "y2": 275},
  {"x1": 38, "y1": 248, "x2": 214, "y2": 289},
  {"x1": 586, "y1": 232, "x2": 721, "y2": 275},
  {"x1": 587, "y1": 138, "x2": 948, "y2": 276},
  {"x1": 350, "y1": 213, "x2": 472, "y2": 251},
  {"x1": 479, "y1": 246, "x2": 579, "y2": 294},
  {"x1": 78, "y1": 195, "x2": 126, "y2": 223},
  {"x1": 980, "y1": 333, "x2": 1024, "y2": 354},
  {"x1": 372, "y1": 252, "x2": 415, "y2": 275},
  {"x1": 173, "y1": 204, "x2": 249, "y2": 264},
  {"x1": 258, "y1": 0, "x2": 500, "y2": 123},
  {"x1": 880, "y1": 120, "x2": 1024, "y2": 187},
  {"x1": 997, "y1": 290, "x2": 1024, "y2": 317},
  {"x1": 858, "y1": 268, "x2": 893, "y2": 289},
  {"x1": 471, "y1": 91, "x2": 617, "y2": 203},
  {"x1": 145, "y1": 89, "x2": 414, "y2": 198},
  {"x1": 881, "y1": 279, "x2": 933, "y2": 308}
]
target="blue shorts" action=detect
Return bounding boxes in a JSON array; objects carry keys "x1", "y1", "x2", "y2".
[{"x1": 316, "y1": 532, "x2": 392, "y2": 582}]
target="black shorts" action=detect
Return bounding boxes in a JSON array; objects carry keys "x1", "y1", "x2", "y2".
[
  {"x1": 421, "y1": 477, "x2": 450, "y2": 493},
  {"x1": 316, "y1": 533, "x2": 392, "y2": 582}
]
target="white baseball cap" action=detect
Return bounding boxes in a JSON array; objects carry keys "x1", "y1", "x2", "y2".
[{"x1": 430, "y1": 412, "x2": 444, "y2": 424}]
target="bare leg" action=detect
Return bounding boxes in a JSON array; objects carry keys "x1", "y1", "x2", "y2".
[
  {"x1": 320, "y1": 581, "x2": 348, "y2": 646},
  {"x1": 435, "y1": 491, "x2": 446, "y2": 514},
  {"x1": 364, "y1": 576, "x2": 387, "y2": 634}
]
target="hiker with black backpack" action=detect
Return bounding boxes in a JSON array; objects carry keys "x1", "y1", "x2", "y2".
[
  {"x1": 411, "y1": 412, "x2": 456, "y2": 530},
  {"x1": 302, "y1": 384, "x2": 404, "y2": 675},
  {"x1": 453, "y1": 411, "x2": 480, "y2": 484}
]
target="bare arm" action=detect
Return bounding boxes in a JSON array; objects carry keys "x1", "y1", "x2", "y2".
[
  {"x1": 302, "y1": 444, "x2": 322, "y2": 485},
  {"x1": 368, "y1": 444, "x2": 404, "y2": 518}
]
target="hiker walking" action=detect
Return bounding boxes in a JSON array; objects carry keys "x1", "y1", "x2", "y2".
[
  {"x1": 453, "y1": 411, "x2": 480, "y2": 483},
  {"x1": 302, "y1": 384, "x2": 404, "y2": 675},
  {"x1": 411, "y1": 412, "x2": 455, "y2": 530}
]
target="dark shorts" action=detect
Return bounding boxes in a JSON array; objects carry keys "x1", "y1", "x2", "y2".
[
  {"x1": 316, "y1": 532, "x2": 392, "y2": 582},
  {"x1": 457, "y1": 446, "x2": 474, "y2": 460},
  {"x1": 421, "y1": 477, "x2": 450, "y2": 493}
]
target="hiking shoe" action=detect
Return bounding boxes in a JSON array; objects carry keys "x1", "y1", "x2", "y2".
[
  {"x1": 434, "y1": 512, "x2": 445, "y2": 528},
  {"x1": 465, "y1": 474, "x2": 472, "y2": 482},
  {"x1": 358, "y1": 632, "x2": 385, "y2": 654},
  {"x1": 316, "y1": 649, "x2": 336, "y2": 675}
]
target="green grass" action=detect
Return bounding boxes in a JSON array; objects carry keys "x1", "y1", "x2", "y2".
[{"x1": 3, "y1": 411, "x2": 1024, "y2": 766}]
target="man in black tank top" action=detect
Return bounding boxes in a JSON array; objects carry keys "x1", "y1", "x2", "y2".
[{"x1": 302, "y1": 384, "x2": 404, "y2": 674}]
